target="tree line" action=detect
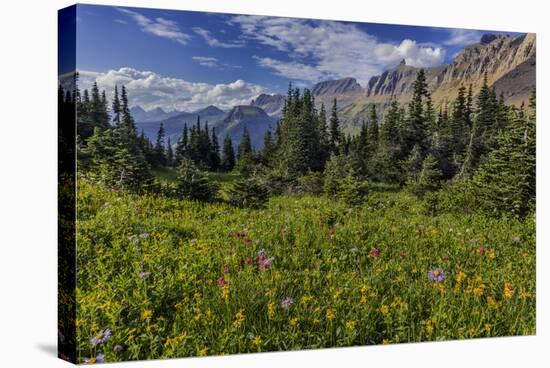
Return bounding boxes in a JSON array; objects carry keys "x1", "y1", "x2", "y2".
[{"x1": 62, "y1": 69, "x2": 535, "y2": 216}]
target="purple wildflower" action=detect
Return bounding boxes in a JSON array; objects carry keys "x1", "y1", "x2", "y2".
[
  {"x1": 84, "y1": 354, "x2": 105, "y2": 364},
  {"x1": 90, "y1": 329, "x2": 111, "y2": 346},
  {"x1": 281, "y1": 297, "x2": 294, "y2": 309},
  {"x1": 427, "y1": 268, "x2": 445, "y2": 282}
]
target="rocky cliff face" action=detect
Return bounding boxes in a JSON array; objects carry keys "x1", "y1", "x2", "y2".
[
  {"x1": 251, "y1": 93, "x2": 285, "y2": 117},
  {"x1": 311, "y1": 77, "x2": 365, "y2": 109},
  {"x1": 341, "y1": 33, "x2": 536, "y2": 126}
]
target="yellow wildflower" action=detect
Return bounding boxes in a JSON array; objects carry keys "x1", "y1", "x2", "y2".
[
  {"x1": 360, "y1": 295, "x2": 368, "y2": 303},
  {"x1": 382, "y1": 339, "x2": 392, "y2": 345},
  {"x1": 142, "y1": 310, "x2": 152, "y2": 320},
  {"x1": 253, "y1": 335, "x2": 262, "y2": 346},
  {"x1": 487, "y1": 296, "x2": 501, "y2": 309},
  {"x1": 326, "y1": 308, "x2": 335, "y2": 321},
  {"x1": 267, "y1": 302, "x2": 275, "y2": 319},
  {"x1": 345, "y1": 320, "x2": 356, "y2": 330},
  {"x1": 289, "y1": 317, "x2": 298, "y2": 326},
  {"x1": 379, "y1": 304, "x2": 390, "y2": 317},
  {"x1": 197, "y1": 347, "x2": 208, "y2": 356},
  {"x1": 484, "y1": 323, "x2": 493, "y2": 333},
  {"x1": 426, "y1": 320, "x2": 434, "y2": 335},
  {"x1": 233, "y1": 309, "x2": 246, "y2": 328}
]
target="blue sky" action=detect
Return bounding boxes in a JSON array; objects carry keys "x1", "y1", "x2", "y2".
[{"x1": 72, "y1": 4, "x2": 516, "y2": 112}]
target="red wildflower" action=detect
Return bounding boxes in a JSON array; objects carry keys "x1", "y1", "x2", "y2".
[
  {"x1": 478, "y1": 247, "x2": 487, "y2": 256},
  {"x1": 326, "y1": 228, "x2": 335, "y2": 240},
  {"x1": 217, "y1": 276, "x2": 226, "y2": 286},
  {"x1": 369, "y1": 248, "x2": 380, "y2": 258}
]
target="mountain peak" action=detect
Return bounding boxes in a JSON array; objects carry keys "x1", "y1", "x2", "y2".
[
  {"x1": 399, "y1": 58, "x2": 406, "y2": 66},
  {"x1": 480, "y1": 33, "x2": 499, "y2": 45},
  {"x1": 312, "y1": 77, "x2": 363, "y2": 96}
]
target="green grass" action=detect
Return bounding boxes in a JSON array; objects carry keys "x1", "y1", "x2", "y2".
[{"x1": 75, "y1": 179, "x2": 535, "y2": 363}]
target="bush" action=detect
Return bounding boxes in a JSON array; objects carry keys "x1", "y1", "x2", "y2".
[
  {"x1": 228, "y1": 175, "x2": 269, "y2": 208},
  {"x1": 297, "y1": 171, "x2": 324, "y2": 195},
  {"x1": 176, "y1": 159, "x2": 219, "y2": 202},
  {"x1": 339, "y1": 173, "x2": 369, "y2": 206}
]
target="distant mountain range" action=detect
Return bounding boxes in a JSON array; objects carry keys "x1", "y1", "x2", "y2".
[{"x1": 134, "y1": 33, "x2": 535, "y2": 149}]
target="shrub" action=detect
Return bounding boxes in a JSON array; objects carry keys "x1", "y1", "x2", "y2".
[
  {"x1": 228, "y1": 175, "x2": 269, "y2": 208},
  {"x1": 176, "y1": 159, "x2": 219, "y2": 202},
  {"x1": 297, "y1": 171, "x2": 324, "y2": 195}
]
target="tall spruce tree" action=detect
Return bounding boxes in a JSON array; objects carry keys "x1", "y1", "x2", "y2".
[
  {"x1": 153, "y1": 122, "x2": 166, "y2": 166},
  {"x1": 166, "y1": 136, "x2": 174, "y2": 167},
  {"x1": 329, "y1": 98, "x2": 341, "y2": 155},
  {"x1": 112, "y1": 85, "x2": 121, "y2": 125},
  {"x1": 221, "y1": 135, "x2": 236, "y2": 171}
]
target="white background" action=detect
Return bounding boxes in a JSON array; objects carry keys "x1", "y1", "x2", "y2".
[{"x1": 0, "y1": 0, "x2": 547, "y2": 366}]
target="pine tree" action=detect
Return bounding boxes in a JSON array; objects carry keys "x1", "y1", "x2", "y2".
[
  {"x1": 166, "y1": 136, "x2": 174, "y2": 167},
  {"x1": 228, "y1": 175, "x2": 269, "y2": 208},
  {"x1": 367, "y1": 104, "x2": 379, "y2": 154},
  {"x1": 175, "y1": 124, "x2": 188, "y2": 164},
  {"x1": 238, "y1": 125, "x2": 253, "y2": 160},
  {"x1": 112, "y1": 85, "x2": 121, "y2": 125},
  {"x1": 176, "y1": 159, "x2": 218, "y2": 202},
  {"x1": 209, "y1": 127, "x2": 220, "y2": 171},
  {"x1": 221, "y1": 135, "x2": 236, "y2": 171},
  {"x1": 403, "y1": 69, "x2": 429, "y2": 155},
  {"x1": 408, "y1": 153, "x2": 443, "y2": 198},
  {"x1": 404, "y1": 144, "x2": 423, "y2": 183},
  {"x1": 317, "y1": 103, "x2": 330, "y2": 168},
  {"x1": 329, "y1": 98, "x2": 341, "y2": 155},
  {"x1": 153, "y1": 122, "x2": 166, "y2": 166},
  {"x1": 262, "y1": 129, "x2": 276, "y2": 166},
  {"x1": 470, "y1": 91, "x2": 536, "y2": 217}
]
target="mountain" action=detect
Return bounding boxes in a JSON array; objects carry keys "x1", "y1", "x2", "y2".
[
  {"x1": 341, "y1": 33, "x2": 536, "y2": 126},
  {"x1": 218, "y1": 105, "x2": 276, "y2": 149},
  {"x1": 251, "y1": 94, "x2": 285, "y2": 117},
  {"x1": 311, "y1": 77, "x2": 364, "y2": 109},
  {"x1": 130, "y1": 106, "x2": 180, "y2": 122},
  {"x1": 135, "y1": 105, "x2": 227, "y2": 147}
]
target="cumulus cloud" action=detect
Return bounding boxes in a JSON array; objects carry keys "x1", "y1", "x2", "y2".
[
  {"x1": 118, "y1": 8, "x2": 190, "y2": 45},
  {"x1": 76, "y1": 67, "x2": 265, "y2": 111},
  {"x1": 230, "y1": 16, "x2": 446, "y2": 85},
  {"x1": 193, "y1": 27, "x2": 245, "y2": 48},
  {"x1": 444, "y1": 29, "x2": 483, "y2": 46}
]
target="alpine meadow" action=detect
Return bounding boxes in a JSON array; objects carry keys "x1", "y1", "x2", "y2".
[{"x1": 58, "y1": 4, "x2": 536, "y2": 364}]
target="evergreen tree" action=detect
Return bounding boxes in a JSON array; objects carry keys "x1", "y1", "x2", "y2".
[
  {"x1": 238, "y1": 125, "x2": 253, "y2": 160},
  {"x1": 221, "y1": 135, "x2": 236, "y2": 171},
  {"x1": 175, "y1": 124, "x2": 188, "y2": 164},
  {"x1": 209, "y1": 127, "x2": 220, "y2": 171},
  {"x1": 166, "y1": 136, "x2": 174, "y2": 167},
  {"x1": 409, "y1": 153, "x2": 443, "y2": 198},
  {"x1": 317, "y1": 103, "x2": 330, "y2": 168},
  {"x1": 262, "y1": 129, "x2": 276, "y2": 166},
  {"x1": 176, "y1": 159, "x2": 218, "y2": 202},
  {"x1": 403, "y1": 69, "x2": 429, "y2": 155},
  {"x1": 112, "y1": 85, "x2": 121, "y2": 125},
  {"x1": 470, "y1": 91, "x2": 536, "y2": 217},
  {"x1": 329, "y1": 98, "x2": 341, "y2": 155},
  {"x1": 367, "y1": 104, "x2": 379, "y2": 154},
  {"x1": 228, "y1": 175, "x2": 269, "y2": 208},
  {"x1": 153, "y1": 122, "x2": 166, "y2": 166}
]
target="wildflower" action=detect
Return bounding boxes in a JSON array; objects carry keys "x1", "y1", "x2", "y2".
[
  {"x1": 234, "y1": 231, "x2": 246, "y2": 238},
  {"x1": 399, "y1": 251, "x2": 407, "y2": 258},
  {"x1": 360, "y1": 295, "x2": 368, "y2": 303},
  {"x1": 478, "y1": 247, "x2": 487, "y2": 256},
  {"x1": 487, "y1": 296, "x2": 501, "y2": 309},
  {"x1": 142, "y1": 310, "x2": 152, "y2": 320},
  {"x1": 217, "y1": 276, "x2": 226, "y2": 286},
  {"x1": 128, "y1": 235, "x2": 139, "y2": 244},
  {"x1": 350, "y1": 247, "x2": 359, "y2": 254},
  {"x1": 326, "y1": 308, "x2": 335, "y2": 321},
  {"x1": 442, "y1": 255, "x2": 450, "y2": 262},
  {"x1": 382, "y1": 339, "x2": 392, "y2": 345},
  {"x1": 197, "y1": 347, "x2": 208, "y2": 356},
  {"x1": 244, "y1": 256, "x2": 253, "y2": 265},
  {"x1": 484, "y1": 323, "x2": 493, "y2": 332},
  {"x1": 257, "y1": 249, "x2": 274, "y2": 271},
  {"x1": 223, "y1": 265, "x2": 230, "y2": 274},
  {"x1": 455, "y1": 271, "x2": 467, "y2": 284},
  {"x1": 345, "y1": 320, "x2": 356, "y2": 330},
  {"x1": 369, "y1": 248, "x2": 381, "y2": 258},
  {"x1": 512, "y1": 236, "x2": 522, "y2": 244},
  {"x1": 244, "y1": 236, "x2": 252, "y2": 244},
  {"x1": 233, "y1": 309, "x2": 246, "y2": 328},
  {"x1": 428, "y1": 268, "x2": 445, "y2": 282},
  {"x1": 90, "y1": 329, "x2": 111, "y2": 346},
  {"x1": 139, "y1": 232, "x2": 150, "y2": 239},
  {"x1": 327, "y1": 228, "x2": 335, "y2": 240},
  {"x1": 379, "y1": 305, "x2": 390, "y2": 316},
  {"x1": 504, "y1": 283, "x2": 515, "y2": 299},
  {"x1": 289, "y1": 317, "x2": 298, "y2": 326},
  {"x1": 267, "y1": 302, "x2": 275, "y2": 319},
  {"x1": 137, "y1": 271, "x2": 151, "y2": 280},
  {"x1": 253, "y1": 335, "x2": 263, "y2": 346},
  {"x1": 281, "y1": 297, "x2": 295, "y2": 309},
  {"x1": 84, "y1": 354, "x2": 105, "y2": 364},
  {"x1": 425, "y1": 320, "x2": 434, "y2": 335}
]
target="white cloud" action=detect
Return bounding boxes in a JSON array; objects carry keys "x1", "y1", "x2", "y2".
[
  {"x1": 193, "y1": 27, "x2": 245, "y2": 48},
  {"x1": 230, "y1": 16, "x2": 446, "y2": 85},
  {"x1": 117, "y1": 8, "x2": 190, "y2": 45},
  {"x1": 192, "y1": 56, "x2": 219, "y2": 68},
  {"x1": 75, "y1": 67, "x2": 265, "y2": 112},
  {"x1": 444, "y1": 29, "x2": 483, "y2": 46}
]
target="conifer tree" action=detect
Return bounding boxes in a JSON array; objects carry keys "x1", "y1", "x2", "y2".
[
  {"x1": 409, "y1": 153, "x2": 443, "y2": 198},
  {"x1": 175, "y1": 124, "x2": 188, "y2": 164},
  {"x1": 367, "y1": 104, "x2": 379, "y2": 154},
  {"x1": 176, "y1": 159, "x2": 218, "y2": 202},
  {"x1": 166, "y1": 136, "x2": 174, "y2": 167},
  {"x1": 221, "y1": 135, "x2": 236, "y2": 171},
  {"x1": 112, "y1": 85, "x2": 121, "y2": 125},
  {"x1": 238, "y1": 125, "x2": 253, "y2": 160},
  {"x1": 153, "y1": 122, "x2": 166, "y2": 167},
  {"x1": 329, "y1": 98, "x2": 341, "y2": 155},
  {"x1": 262, "y1": 129, "x2": 276, "y2": 166}
]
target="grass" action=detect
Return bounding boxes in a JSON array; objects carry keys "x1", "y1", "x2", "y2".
[{"x1": 75, "y1": 178, "x2": 535, "y2": 363}]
